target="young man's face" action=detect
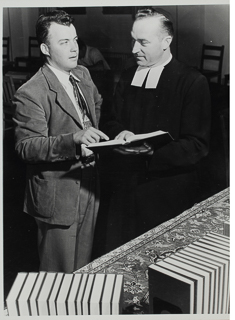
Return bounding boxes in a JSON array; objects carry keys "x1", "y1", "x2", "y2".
[
  {"x1": 44, "y1": 22, "x2": 79, "y2": 73},
  {"x1": 131, "y1": 17, "x2": 171, "y2": 67}
]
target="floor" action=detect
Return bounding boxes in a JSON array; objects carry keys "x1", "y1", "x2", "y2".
[{"x1": 2, "y1": 81, "x2": 229, "y2": 302}]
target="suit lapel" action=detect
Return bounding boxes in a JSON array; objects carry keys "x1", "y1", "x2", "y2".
[{"x1": 42, "y1": 65, "x2": 84, "y2": 128}]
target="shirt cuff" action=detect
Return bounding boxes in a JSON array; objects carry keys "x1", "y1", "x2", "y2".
[{"x1": 81, "y1": 144, "x2": 94, "y2": 157}]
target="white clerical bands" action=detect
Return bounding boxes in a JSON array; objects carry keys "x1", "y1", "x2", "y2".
[{"x1": 131, "y1": 54, "x2": 172, "y2": 89}]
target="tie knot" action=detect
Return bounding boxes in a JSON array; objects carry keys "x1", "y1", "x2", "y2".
[{"x1": 69, "y1": 75, "x2": 76, "y2": 86}]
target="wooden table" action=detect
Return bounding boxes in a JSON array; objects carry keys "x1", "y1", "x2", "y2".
[{"x1": 75, "y1": 188, "x2": 230, "y2": 315}]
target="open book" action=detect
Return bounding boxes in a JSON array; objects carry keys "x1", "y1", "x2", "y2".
[{"x1": 87, "y1": 130, "x2": 173, "y2": 151}]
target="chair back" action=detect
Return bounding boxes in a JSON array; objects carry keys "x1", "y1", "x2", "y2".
[
  {"x1": 28, "y1": 36, "x2": 41, "y2": 58},
  {"x1": 3, "y1": 37, "x2": 10, "y2": 61},
  {"x1": 200, "y1": 44, "x2": 224, "y2": 84},
  {"x1": 3, "y1": 75, "x2": 16, "y2": 105},
  {"x1": 14, "y1": 36, "x2": 43, "y2": 71},
  {"x1": 3, "y1": 75, "x2": 16, "y2": 132}
]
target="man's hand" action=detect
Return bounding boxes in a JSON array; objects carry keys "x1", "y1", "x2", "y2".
[
  {"x1": 114, "y1": 131, "x2": 153, "y2": 156},
  {"x1": 115, "y1": 130, "x2": 135, "y2": 141},
  {"x1": 73, "y1": 127, "x2": 109, "y2": 145},
  {"x1": 113, "y1": 142, "x2": 154, "y2": 156}
]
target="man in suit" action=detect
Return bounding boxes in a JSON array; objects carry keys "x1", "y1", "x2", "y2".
[
  {"x1": 99, "y1": 7, "x2": 211, "y2": 251},
  {"x1": 13, "y1": 10, "x2": 109, "y2": 273}
]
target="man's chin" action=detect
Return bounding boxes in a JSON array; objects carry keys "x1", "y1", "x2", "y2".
[
  {"x1": 135, "y1": 57, "x2": 147, "y2": 67},
  {"x1": 136, "y1": 61, "x2": 147, "y2": 67},
  {"x1": 69, "y1": 61, "x2": 78, "y2": 69}
]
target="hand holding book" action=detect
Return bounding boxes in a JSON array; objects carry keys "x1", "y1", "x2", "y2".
[
  {"x1": 113, "y1": 142, "x2": 154, "y2": 156},
  {"x1": 112, "y1": 130, "x2": 154, "y2": 155},
  {"x1": 86, "y1": 130, "x2": 173, "y2": 153}
]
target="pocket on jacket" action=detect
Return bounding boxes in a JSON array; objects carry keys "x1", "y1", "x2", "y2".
[
  {"x1": 54, "y1": 179, "x2": 79, "y2": 220},
  {"x1": 28, "y1": 176, "x2": 55, "y2": 218}
]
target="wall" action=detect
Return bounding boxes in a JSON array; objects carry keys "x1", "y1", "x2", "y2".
[
  {"x1": 177, "y1": 5, "x2": 205, "y2": 67},
  {"x1": 3, "y1": 7, "x2": 39, "y2": 60},
  {"x1": 204, "y1": 4, "x2": 229, "y2": 80},
  {"x1": 2, "y1": 5, "x2": 229, "y2": 80},
  {"x1": 54, "y1": 6, "x2": 134, "y2": 53}
]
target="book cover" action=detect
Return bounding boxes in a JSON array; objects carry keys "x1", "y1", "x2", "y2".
[
  {"x1": 205, "y1": 232, "x2": 230, "y2": 244},
  {"x1": 66, "y1": 273, "x2": 82, "y2": 315},
  {"x1": 203, "y1": 234, "x2": 230, "y2": 247},
  {"x1": 36, "y1": 272, "x2": 57, "y2": 316},
  {"x1": 190, "y1": 240, "x2": 230, "y2": 313},
  {"x1": 75, "y1": 273, "x2": 89, "y2": 315},
  {"x1": 100, "y1": 274, "x2": 116, "y2": 315},
  {"x1": 55, "y1": 273, "x2": 74, "y2": 315},
  {"x1": 183, "y1": 246, "x2": 225, "y2": 314},
  {"x1": 188, "y1": 243, "x2": 229, "y2": 314},
  {"x1": 28, "y1": 271, "x2": 46, "y2": 316},
  {"x1": 82, "y1": 273, "x2": 95, "y2": 315},
  {"x1": 208, "y1": 231, "x2": 230, "y2": 241},
  {"x1": 89, "y1": 273, "x2": 106, "y2": 315},
  {"x1": 47, "y1": 273, "x2": 64, "y2": 316},
  {"x1": 164, "y1": 256, "x2": 210, "y2": 314},
  {"x1": 17, "y1": 272, "x2": 38, "y2": 316},
  {"x1": 172, "y1": 253, "x2": 216, "y2": 314},
  {"x1": 157, "y1": 258, "x2": 206, "y2": 314},
  {"x1": 111, "y1": 274, "x2": 124, "y2": 315},
  {"x1": 178, "y1": 249, "x2": 220, "y2": 314},
  {"x1": 190, "y1": 240, "x2": 230, "y2": 260},
  {"x1": 198, "y1": 238, "x2": 229, "y2": 252},
  {"x1": 6, "y1": 272, "x2": 28, "y2": 316},
  {"x1": 148, "y1": 263, "x2": 196, "y2": 314}
]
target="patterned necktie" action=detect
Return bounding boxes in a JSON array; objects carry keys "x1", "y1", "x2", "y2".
[{"x1": 69, "y1": 75, "x2": 92, "y2": 129}]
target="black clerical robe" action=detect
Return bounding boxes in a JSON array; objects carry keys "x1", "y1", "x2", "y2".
[{"x1": 100, "y1": 57, "x2": 211, "y2": 250}]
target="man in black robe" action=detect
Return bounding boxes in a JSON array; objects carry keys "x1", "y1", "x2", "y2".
[{"x1": 98, "y1": 7, "x2": 211, "y2": 252}]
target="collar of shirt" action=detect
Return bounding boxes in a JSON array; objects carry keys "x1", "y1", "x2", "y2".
[
  {"x1": 46, "y1": 63, "x2": 84, "y2": 118},
  {"x1": 46, "y1": 64, "x2": 81, "y2": 89},
  {"x1": 131, "y1": 54, "x2": 172, "y2": 89}
]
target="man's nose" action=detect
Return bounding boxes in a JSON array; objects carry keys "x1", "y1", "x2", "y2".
[
  {"x1": 71, "y1": 40, "x2": 78, "y2": 51},
  {"x1": 132, "y1": 41, "x2": 140, "y2": 54}
]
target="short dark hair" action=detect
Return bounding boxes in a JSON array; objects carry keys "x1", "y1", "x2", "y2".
[
  {"x1": 36, "y1": 10, "x2": 75, "y2": 45},
  {"x1": 135, "y1": 7, "x2": 174, "y2": 37}
]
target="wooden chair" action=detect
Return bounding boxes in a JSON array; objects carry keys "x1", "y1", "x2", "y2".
[
  {"x1": 3, "y1": 37, "x2": 10, "y2": 61},
  {"x1": 14, "y1": 36, "x2": 43, "y2": 71},
  {"x1": 3, "y1": 37, "x2": 15, "y2": 74},
  {"x1": 199, "y1": 44, "x2": 224, "y2": 85},
  {"x1": 3, "y1": 75, "x2": 16, "y2": 132}
]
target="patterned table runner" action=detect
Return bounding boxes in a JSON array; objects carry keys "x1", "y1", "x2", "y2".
[{"x1": 76, "y1": 188, "x2": 230, "y2": 314}]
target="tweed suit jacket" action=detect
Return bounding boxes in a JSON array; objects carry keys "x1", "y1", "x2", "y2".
[{"x1": 13, "y1": 64, "x2": 102, "y2": 226}]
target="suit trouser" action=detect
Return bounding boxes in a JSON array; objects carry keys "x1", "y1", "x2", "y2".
[{"x1": 36, "y1": 165, "x2": 99, "y2": 273}]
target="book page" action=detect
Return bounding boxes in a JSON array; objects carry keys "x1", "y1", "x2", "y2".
[
  {"x1": 126, "y1": 130, "x2": 168, "y2": 143},
  {"x1": 87, "y1": 139, "x2": 124, "y2": 148}
]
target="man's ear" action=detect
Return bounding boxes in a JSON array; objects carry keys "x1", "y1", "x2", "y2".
[
  {"x1": 40, "y1": 43, "x2": 50, "y2": 56},
  {"x1": 162, "y1": 36, "x2": 173, "y2": 51}
]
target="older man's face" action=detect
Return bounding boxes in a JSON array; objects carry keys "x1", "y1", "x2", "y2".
[
  {"x1": 131, "y1": 17, "x2": 170, "y2": 67},
  {"x1": 46, "y1": 22, "x2": 78, "y2": 73}
]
